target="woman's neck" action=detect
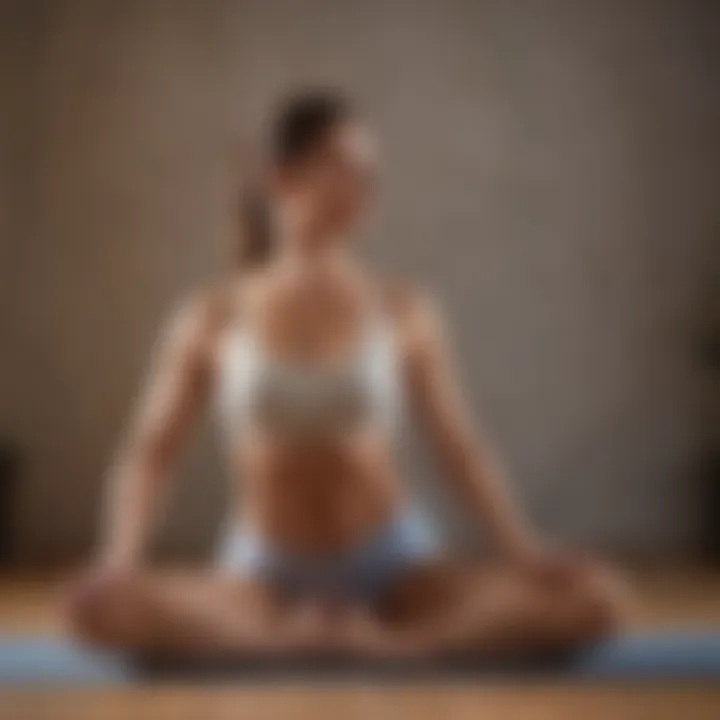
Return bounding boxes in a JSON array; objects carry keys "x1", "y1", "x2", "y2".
[{"x1": 275, "y1": 232, "x2": 356, "y2": 278}]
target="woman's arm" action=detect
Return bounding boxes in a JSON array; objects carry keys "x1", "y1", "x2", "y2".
[
  {"x1": 402, "y1": 289, "x2": 539, "y2": 561},
  {"x1": 99, "y1": 294, "x2": 218, "y2": 569}
]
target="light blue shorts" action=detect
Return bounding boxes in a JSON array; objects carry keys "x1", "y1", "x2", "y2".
[{"x1": 217, "y1": 508, "x2": 442, "y2": 604}]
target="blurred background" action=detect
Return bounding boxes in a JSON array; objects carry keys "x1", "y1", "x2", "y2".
[{"x1": 0, "y1": 0, "x2": 718, "y2": 569}]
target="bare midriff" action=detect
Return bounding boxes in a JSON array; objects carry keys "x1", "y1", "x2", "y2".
[{"x1": 225, "y1": 427, "x2": 406, "y2": 556}]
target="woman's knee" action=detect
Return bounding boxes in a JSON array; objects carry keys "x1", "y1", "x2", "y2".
[
  {"x1": 62, "y1": 569, "x2": 136, "y2": 644},
  {"x1": 571, "y1": 562, "x2": 629, "y2": 640}
]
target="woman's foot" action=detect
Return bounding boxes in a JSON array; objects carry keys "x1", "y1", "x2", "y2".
[
  {"x1": 283, "y1": 600, "x2": 410, "y2": 659},
  {"x1": 334, "y1": 605, "x2": 422, "y2": 660},
  {"x1": 284, "y1": 599, "x2": 346, "y2": 655}
]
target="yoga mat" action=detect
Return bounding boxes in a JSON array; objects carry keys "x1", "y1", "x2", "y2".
[{"x1": 1, "y1": 630, "x2": 720, "y2": 685}]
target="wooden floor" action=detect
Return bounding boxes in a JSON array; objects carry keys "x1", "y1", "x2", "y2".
[
  {"x1": 2, "y1": 687, "x2": 720, "y2": 720},
  {"x1": 1, "y1": 569, "x2": 719, "y2": 720}
]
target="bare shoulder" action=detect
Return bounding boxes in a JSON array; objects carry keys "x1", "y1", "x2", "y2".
[
  {"x1": 160, "y1": 278, "x2": 239, "y2": 360},
  {"x1": 382, "y1": 279, "x2": 447, "y2": 353}
]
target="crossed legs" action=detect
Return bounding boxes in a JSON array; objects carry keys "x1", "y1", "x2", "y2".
[{"x1": 64, "y1": 558, "x2": 626, "y2": 661}]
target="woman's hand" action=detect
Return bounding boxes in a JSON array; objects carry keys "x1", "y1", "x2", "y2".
[
  {"x1": 503, "y1": 533, "x2": 595, "y2": 585},
  {"x1": 63, "y1": 552, "x2": 135, "y2": 621}
]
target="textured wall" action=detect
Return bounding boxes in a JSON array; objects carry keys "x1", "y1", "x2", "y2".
[{"x1": 2, "y1": 0, "x2": 719, "y2": 561}]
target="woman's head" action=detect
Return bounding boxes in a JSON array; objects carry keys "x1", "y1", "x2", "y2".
[{"x1": 239, "y1": 89, "x2": 378, "y2": 267}]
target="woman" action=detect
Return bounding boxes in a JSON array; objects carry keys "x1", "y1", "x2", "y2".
[{"x1": 66, "y1": 90, "x2": 626, "y2": 660}]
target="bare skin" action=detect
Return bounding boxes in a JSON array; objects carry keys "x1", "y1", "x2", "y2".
[
  {"x1": 65, "y1": 113, "x2": 628, "y2": 661},
  {"x1": 65, "y1": 269, "x2": 626, "y2": 661}
]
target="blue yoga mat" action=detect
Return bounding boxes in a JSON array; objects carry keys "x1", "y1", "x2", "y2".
[
  {"x1": 1, "y1": 630, "x2": 720, "y2": 685},
  {"x1": 0, "y1": 637, "x2": 137, "y2": 684}
]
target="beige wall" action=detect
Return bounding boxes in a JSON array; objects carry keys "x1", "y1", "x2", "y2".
[{"x1": 2, "y1": 0, "x2": 719, "y2": 561}]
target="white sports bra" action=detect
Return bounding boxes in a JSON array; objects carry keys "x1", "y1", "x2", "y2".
[{"x1": 216, "y1": 318, "x2": 403, "y2": 438}]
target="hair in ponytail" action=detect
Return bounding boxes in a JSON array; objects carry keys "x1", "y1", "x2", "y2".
[
  {"x1": 237, "y1": 88, "x2": 354, "y2": 269},
  {"x1": 237, "y1": 184, "x2": 273, "y2": 267}
]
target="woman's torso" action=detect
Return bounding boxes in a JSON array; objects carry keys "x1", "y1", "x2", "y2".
[{"x1": 209, "y1": 269, "x2": 411, "y2": 555}]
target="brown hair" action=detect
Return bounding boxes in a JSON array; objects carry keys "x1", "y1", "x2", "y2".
[{"x1": 238, "y1": 89, "x2": 354, "y2": 269}]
